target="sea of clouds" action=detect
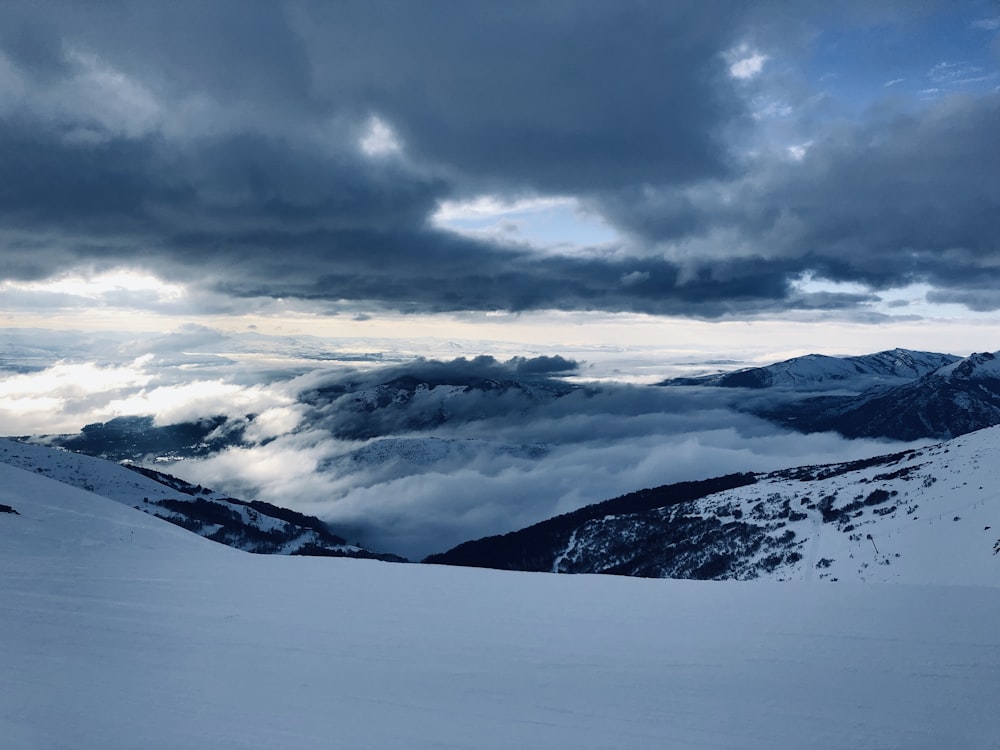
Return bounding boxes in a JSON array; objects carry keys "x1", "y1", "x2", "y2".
[{"x1": 0, "y1": 327, "x2": 923, "y2": 559}]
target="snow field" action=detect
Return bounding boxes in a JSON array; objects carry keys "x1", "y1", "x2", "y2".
[{"x1": 2, "y1": 464, "x2": 999, "y2": 749}]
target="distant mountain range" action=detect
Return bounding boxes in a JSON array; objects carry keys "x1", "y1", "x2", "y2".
[
  {"x1": 0, "y1": 438, "x2": 404, "y2": 561},
  {"x1": 35, "y1": 349, "x2": 1000, "y2": 469},
  {"x1": 427, "y1": 424, "x2": 1000, "y2": 584},
  {"x1": 750, "y1": 350, "x2": 1000, "y2": 440},
  {"x1": 663, "y1": 348, "x2": 1000, "y2": 441},
  {"x1": 662, "y1": 347, "x2": 959, "y2": 390},
  {"x1": 301, "y1": 371, "x2": 580, "y2": 440}
]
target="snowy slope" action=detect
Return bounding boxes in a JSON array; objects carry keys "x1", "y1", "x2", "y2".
[
  {"x1": 430, "y1": 426, "x2": 1000, "y2": 585},
  {"x1": 0, "y1": 436, "x2": 224, "y2": 505},
  {"x1": 0, "y1": 438, "x2": 401, "y2": 559},
  {"x1": 934, "y1": 350, "x2": 1000, "y2": 379},
  {"x1": 663, "y1": 347, "x2": 958, "y2": 390},
  {"x1": 2, "y1": 465, "x2": 999, "y2": 749},
  {"x1": 0, "y1": 462, "x2": 228, "y2": 558}
]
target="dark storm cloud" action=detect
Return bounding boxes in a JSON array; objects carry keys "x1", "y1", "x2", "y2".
[
  {"x1": 204, "y1": 229, "x2": 816, "y2": 316},
  {"x1": 603, "y1": 93, "x2": 1000, "y2": 303},
  {"x1": 0, "y1": 0, "x2": 778, "y2": 314},
  {"x1": 511, "y1": 356, "x2": 578, "y2": 375},
  {"x1": 294, "y1": 1, "x2": 745, "y2": 192},
  {"x1": 927, "y1": 288, "x2": 1000, "y2": 312},
  {"x1": 767, "y1": 96, "x2": 1000, "y2": 291},
  {"x1": 356, "y1": 354, "x2": 580, "y2": 385},
  {"x1": 0, "y1": 1, "x2": 997, "y2": 314},
  {"x1": 1, "y1": 0, "x2": 316, "y2": 115}
]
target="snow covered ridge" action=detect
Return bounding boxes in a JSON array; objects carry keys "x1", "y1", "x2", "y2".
[
  {"x1": 427, "y1": 425, "x2": 1000, "y2": 585},
  {"x1": 932, "y1": 350, "x2": 1000, "y2": 380},
  {"x1": 0, "y1": 438, "x2": 405, "y2": 560},
  {"x1": 664, "y1": 348, "x2": 1000, "y2": 441},
  {"x1": 757, "y1": 350, "x2": 1000, "y2": 440},
  {"x1": 661, "y1": 347, "x2": 960, "y2": 389}
]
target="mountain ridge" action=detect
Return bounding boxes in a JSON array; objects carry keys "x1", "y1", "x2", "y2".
[
  {"x1": 426, "y1": 425, "x2": 1000, "y2": 584},
  {"x1": 661, "y1": 347, "x2": 960, "y2": 390},
  {"x1": 759, "y1": 350, "x2": 1000, "y2": 440}
]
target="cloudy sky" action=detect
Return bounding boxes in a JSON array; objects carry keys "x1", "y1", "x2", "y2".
[{"x1": 1, "y1": 0, "x2": 999, "y2": 365}]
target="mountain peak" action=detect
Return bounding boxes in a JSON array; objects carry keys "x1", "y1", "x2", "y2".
[
  {"x1": 754, "y1": 349, "x2": 1000, "y2": 441},
  {"x1": 661, "y1": 348, "x2": 959, "y2": 390},
  {"x1": 931, "y1": 351, "x2": 1000, "y2": 380}
]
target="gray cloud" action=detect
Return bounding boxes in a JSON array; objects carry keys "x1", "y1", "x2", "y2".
[
  {"x1": 603, "y1": 94, "x2": 1000, "y2": 302},
  {"x1": 0, "y1": 2, "x2": 996, "y2": 315},
  {"x1": 927, "y1": 287, "x2": 1000, "y2": 312},
  {"x1": 294, "y1": 1, "x2": 746, "y2": 192},
  {"x1": 511, "y1": 355, "x2": 578, "y2": 375}
]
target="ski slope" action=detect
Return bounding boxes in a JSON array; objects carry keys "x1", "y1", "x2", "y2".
[{"x1": 2, "y1": 463, "x2": 999, "y2": 749}]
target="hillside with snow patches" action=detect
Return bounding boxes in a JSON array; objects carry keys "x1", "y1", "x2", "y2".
[
  {"x1": 428, "y1": 425, "x2": 1000, "y2": 584},
  {"x1": 2, "y1": 459, "x2": 1000, "y2": 749},
  {"x1": 0, "y1": 438, "x2": 401, "y2": 560}
]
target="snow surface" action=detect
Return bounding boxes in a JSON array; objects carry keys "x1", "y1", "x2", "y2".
[
  {"x1": 3, "y1": 463, "x2": 1000, "y2": 749},
  {"x1": 0, "y1": 437, "x2": 199, "y2": 505}
]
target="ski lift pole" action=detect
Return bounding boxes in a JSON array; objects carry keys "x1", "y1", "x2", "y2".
[{"x1": 866, "y1": 533, "x2": 878, "y2": 555}]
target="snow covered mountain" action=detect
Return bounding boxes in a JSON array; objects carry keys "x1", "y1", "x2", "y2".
[
  {"x1": 662, "y1": 348, "x2": 1000, "y2": 441},
  {"x1": 3, "y1": 453, "x2": 999, "y2": 749},
  {"x1": 761, "y1": 350, "x2": 1000, "y2": 440},
  {"x1": 427, "y1": 425, "x2": 1000, "y2": 584},
  {"x1": 663, "y1": 347, "x2": 959, "y2": 390},
  {"x1": 0, "y1": 438, "x2": 404, "y2": 560}
]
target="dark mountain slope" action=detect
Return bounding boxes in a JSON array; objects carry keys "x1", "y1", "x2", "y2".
[
  {"x1": 424, "y1": 472, "x2": 757, "y2": 571},
  {"x1": 425, "y1": 428, "x2": 1000, "y2": 583}
]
